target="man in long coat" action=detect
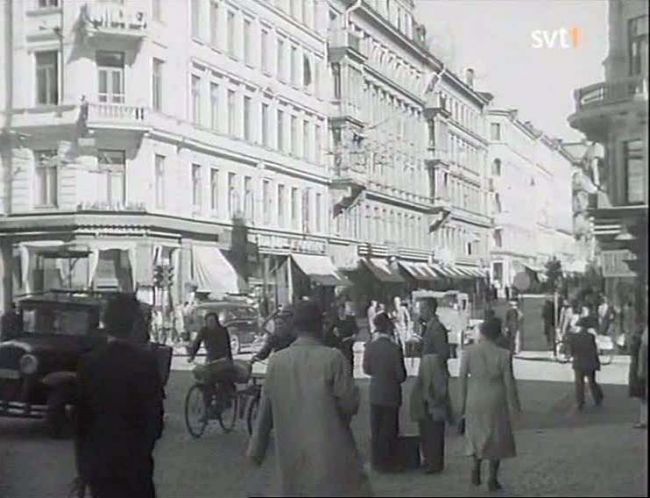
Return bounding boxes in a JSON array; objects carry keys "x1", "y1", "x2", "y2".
[
  {"x1": 420, "y1": 298, "x2": 450, "y2": 369},
  {"x1": 247, "y1": 300, "x2": 371, "y2": 497}
]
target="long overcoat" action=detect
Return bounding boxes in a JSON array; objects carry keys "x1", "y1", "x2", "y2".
[
  {"x1": 459, "y1": 341, "x2": 520, "y2": 460},
  {"x1": 247, "y1": 336, "x2": 371, "y2": 497}
]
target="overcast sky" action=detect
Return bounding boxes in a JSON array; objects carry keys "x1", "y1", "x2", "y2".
[{"x1": 415, "y1": 0, "x2": 609, "y2": 141}]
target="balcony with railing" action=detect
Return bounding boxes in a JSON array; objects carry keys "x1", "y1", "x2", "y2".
[
  {"x1": 85, "y1": 102, "x2": 148, "y2": 131},
  {"x1": 328, "y1": 29, "x2": 367, "y2": 60},
  {"x1": 80, "y1": 2, "x2": 148, "y2": 41},
  {"x1": 570, "y1": 76, "x2": 648, "y2": 138}
]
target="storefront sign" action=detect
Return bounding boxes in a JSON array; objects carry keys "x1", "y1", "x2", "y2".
[
  {"x1": 251, "y1": 234, "x2": 327, "y2": 255},
  {"x1": 601, "y1": 250, "x2": 636, "y2": 278},
  {"x1": 330, "y1": 244, "x2": 359, "y2": 271}
]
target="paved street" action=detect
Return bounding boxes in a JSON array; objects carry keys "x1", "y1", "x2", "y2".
[{"x1": 0, "y1": 351, "x2": 646, "y2": 498}]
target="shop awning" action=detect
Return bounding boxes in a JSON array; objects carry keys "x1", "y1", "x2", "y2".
[
  {"x1": 399, "y1": 261, "x2": 437, "y2": 281},
  {"x1": 192, "y1": 245, "x2": 239, "y2": 296},
  {"x1": 362, "y1": 258, "x2": 405, "y2": 283},
  {"x1": 291, "y1": 254, "x2": 350, "y2": 286},
  {"x1": 457, "y1": 266, "x2": 486, "y2": 278},
  {"x1": 429, "y1": 263, "x2": 454, "y2": 278}
]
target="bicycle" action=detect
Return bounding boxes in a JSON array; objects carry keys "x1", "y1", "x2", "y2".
[
  {"x1": 184, "y1": 359, "x2": 265, "y2": 438},
  {"x1": 555, "y1": 332, "x2": 615, "y2": 366}
]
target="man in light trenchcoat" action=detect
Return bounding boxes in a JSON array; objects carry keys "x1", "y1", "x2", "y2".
[{"x1": 247, "y1": 300, "x2": 371, "y2": 497}]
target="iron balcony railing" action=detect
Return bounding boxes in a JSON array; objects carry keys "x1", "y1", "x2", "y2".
[{"x1": 575, "y1": 76, "x2": 648, "y2": 111}]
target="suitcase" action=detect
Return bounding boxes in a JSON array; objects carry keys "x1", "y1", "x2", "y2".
[{"x1": 395, "y1": 435, "x2": 421, "y2": 471}]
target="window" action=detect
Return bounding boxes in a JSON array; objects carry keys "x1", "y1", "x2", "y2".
[
  {"x1": 38, "y1": 0, "x2": 59, "y2": 7},
  {"x1": 192, "y1": 164, "x2": 202, "y2": 210},
  {"x1": 277, "y1": 37, "x2": 286, "y2": 81},
  {"x1": 34, "y1": 150, "x2": 58, "y2": 207},
  {"x1": 210, "y1": 82, "x2": 219, "y2": 131},
  {"x1": 494, "y1": 229, "x2": 502, "y2": 248},
  {"x1": 492, "y1": 158, "x2": 501, "y2": 176},
  {"x1": 35, "y1": 51, "x2": 58, "y2": 105},
  {"x1": 261, "y1": 103, "x2": 270, "y2": 146},
  {"x1": 244, "y1": 176, "x2": 254, "y2": 221},
  {"x1": 210, "y1": 168, "x2": 219, "y2": 213},
  {"x1": 490, "y1": 123, "x2": 501, "y2": 141},
  {"x1": 191, "y1": 75, "x2": 201, "y2": 124},
  {"x1": 227, "y1": 89, "x2": 236, "y2": 135},
  {"x1": 302, "y1": 119, "x2": 309, "y2": 159},
  {"x1": 98, "y1": 150, "x2": 126, "y2": 205},
  {"x1": 277, "y1": 109, "x2": 285, "y2": 151},
  {"x1": 210, "y1": 1, "x2": 219, "y2": 47},
  {"x1": 315, "y1": 123, "x2": 321, "y2": 165},
  {"x1": 290, "y1": 45, "x2": 299, "y2": 85},
  {"x1": 155, "y1": 154, "x2": 165, "y2": 208},
  {"x1": 152, "y1": 58, "x2": 163, "y2": 111},
  {"x1": 277, "y1": 184, "x2": 286, "y2": 227},
  {"x1": 624, "y1": 139, "x2": 644, "y2": 204},
  {"x1": 153, "y1": 0, "x2": 162, "y2": 21},
  {"x1": 228, "y1": 172, "x2": 238, "y2": 217},
  {"x1": 315, "y1": 193, "x2": 322, "y2": 232},
  {"x1": 494, "y1": 193, "x2": 502, "y2": 213},
  {"x1": 332, "y1": 63, "x2": 341, "y2": 99},
  {"x1": 191, "y1": 0, "x2": 200, "y2": 37},
  {"x1": 303, "y1": 189, "x2": 311, "y2": 232},
  {"x1": 291, "y1": 115, "x2": 298, "y2": 156},
  {"x1": 628, "y1": 16, "x2": 648, "y2": 76},
  {"x1": 243, "y1": 96, "x2": 252, "y2": 141},
  {"x1": 261, "y1": 29, "x2": 270, "y2": 73},
  {"x1": 227, "y1": 10, "x2": 236, "y2": 56},
  {"x1": 262, "y1": 179, "x2": 272, "y2": 225},
  {"x1": 243, "y1": 18, "x2": 253, "y2": 65},
  {"x1": 291, "y1": 187, "x2": 300, "y2": 229}
]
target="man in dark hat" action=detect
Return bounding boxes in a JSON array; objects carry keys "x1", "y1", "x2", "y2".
[
  {"x1": 567, "y1": 317, "x2": 604, "y2": 411},
  {"x1": 75, "y1": 293, "x2": 164, "y2": 498},
  {"x1": 248, "y1": 300, "x2": 370, "y2": 496},
  {"x1": 363, "y1": 312, "x2": 407, "y2": 472},
  {"x1": 419, "y1": 298, "x2": 450, "y2": 369}
]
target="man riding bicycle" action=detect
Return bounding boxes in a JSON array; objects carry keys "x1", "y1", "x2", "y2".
[
  {"x1": 188, "y1": 313, "x2": 235, "y2": 413},
  {"x1": 251, "y1": 304, "x2": 296, "y2": 363}
]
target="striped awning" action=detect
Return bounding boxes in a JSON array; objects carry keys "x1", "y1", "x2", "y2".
[
  {"x1": 457, "y1": 266, "x2": 485, "y2": 278},
  {"x1": 399, "y1": 261, "x2": 438, "y2": 282},
  {"x1": 362, "y1": 258, "x2": 405, "y2": 283}
]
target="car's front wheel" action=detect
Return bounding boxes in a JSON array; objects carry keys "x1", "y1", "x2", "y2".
[
  {"x1": 230, "y1": 334, "x2": 241, "y2": 355},
  {"x1": 46, "y1": 389, "x2": 69, "y2": 439}
]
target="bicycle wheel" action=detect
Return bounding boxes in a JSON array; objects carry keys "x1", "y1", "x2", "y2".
[
  {"x1": 246, "y1": 392, "x2": 261, "y2": 436},
  {"x1": 556, "y1": 340, "x2": 571, "y2": 364},
  {"x1": 218, "y1": 392, "x2": 238, "y2": 433},
  {"x1": 185, "y1": 384, "x2": 208, "y2": 438},
  {"x1": 599, "y1": 348, "x2": 614, "y2": 366}
]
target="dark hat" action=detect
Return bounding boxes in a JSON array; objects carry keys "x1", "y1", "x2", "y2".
[
  {"x1": 293, "y1": 300, "x2": 322, "y2": 333},
  {"x1": 373, "y1": 312, "x2": 394, "y2": 333}
]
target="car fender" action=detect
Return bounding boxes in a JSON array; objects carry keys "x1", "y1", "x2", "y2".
[{"x1": 41, "y1": 371, "x2": 77, "y2": 388}]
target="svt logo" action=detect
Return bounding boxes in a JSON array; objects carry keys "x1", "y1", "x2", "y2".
[{"x1": 531, "y1": 27, "x2": 583, "y2": 49}]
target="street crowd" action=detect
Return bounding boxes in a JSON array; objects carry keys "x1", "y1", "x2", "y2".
[{"x1": 1, "y1": 289, "x2": 646, "y2": 498}]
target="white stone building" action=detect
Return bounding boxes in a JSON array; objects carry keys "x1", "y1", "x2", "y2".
[
  {"x1": 486, "y1": 109, "x2": 577, "y2": 295},
  {"x1": 0, "y1": 0, "x2": 335, "y2": 312}
]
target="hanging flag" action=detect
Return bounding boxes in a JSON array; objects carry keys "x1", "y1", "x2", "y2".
[{"x1": 303, "y1": 55, "x2": 312, "y2": 88}]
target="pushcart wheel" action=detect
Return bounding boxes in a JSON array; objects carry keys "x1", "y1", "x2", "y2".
[
  {"x1": 185, "y1": 384, "x2": 208, "y2": 438},
  {"x1": 556, "y1": 341, "x2": 571, "y2": 364},
  {"x1": 600, "y1": 349, "x2": 614, "y2": 366},
  {"x1": 218, "y1": 392, "x2": 239, "y2": 433}
]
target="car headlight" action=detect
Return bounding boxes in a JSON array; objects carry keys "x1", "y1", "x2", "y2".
[{"x1": 19, "y1": 354, "x2": 39, "y2": 375}]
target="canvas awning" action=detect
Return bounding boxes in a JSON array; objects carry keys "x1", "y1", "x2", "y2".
[
  {"x1": 192, "y1": 245, "x2": 239, "y2": 296},
  {"x1": 429, "y1": 263, "x2": 454, "y2": 278},
  {"x1": 291, "y1": 253, "x2": 350, "y2": 286},
  {"x1": 399, "y1": 261, "x2": 437, "y2": 282},
  {"x1": 362, "y1": 258, "x2": 405, "y2": 283},
  {"x1": 457, "y1": 266, "x2": 485, "y2": 278}
]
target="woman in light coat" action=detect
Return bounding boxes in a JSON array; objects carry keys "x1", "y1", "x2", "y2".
[{"x1": 459, "y1": 318, "x2": 521, "y2": 492}]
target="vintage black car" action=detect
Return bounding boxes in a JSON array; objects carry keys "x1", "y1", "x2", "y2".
[
  {"x1": 185, "y1": 298, "x2": 264, "y2": 355},
  {"x1": 0, "y1": 290, "x2": 172, "y2": 437}
]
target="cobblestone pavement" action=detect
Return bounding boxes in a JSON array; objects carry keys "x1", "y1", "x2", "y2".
[{"x1": 0, "y1": 354, "x2": 646, "y2": 498}]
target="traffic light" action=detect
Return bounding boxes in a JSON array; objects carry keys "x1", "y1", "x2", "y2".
[{"x1": 153, "y1": 265, "x2": 163, "y2": 287}]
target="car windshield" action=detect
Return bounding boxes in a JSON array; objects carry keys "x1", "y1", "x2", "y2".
[{"x1": 21, "y1": 306, "x2": 95, "y2": 336}]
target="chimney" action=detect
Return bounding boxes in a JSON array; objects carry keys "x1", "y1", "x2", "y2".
[{"x1": 465, "y1": 68, "x2": 475, "y2": 88}]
